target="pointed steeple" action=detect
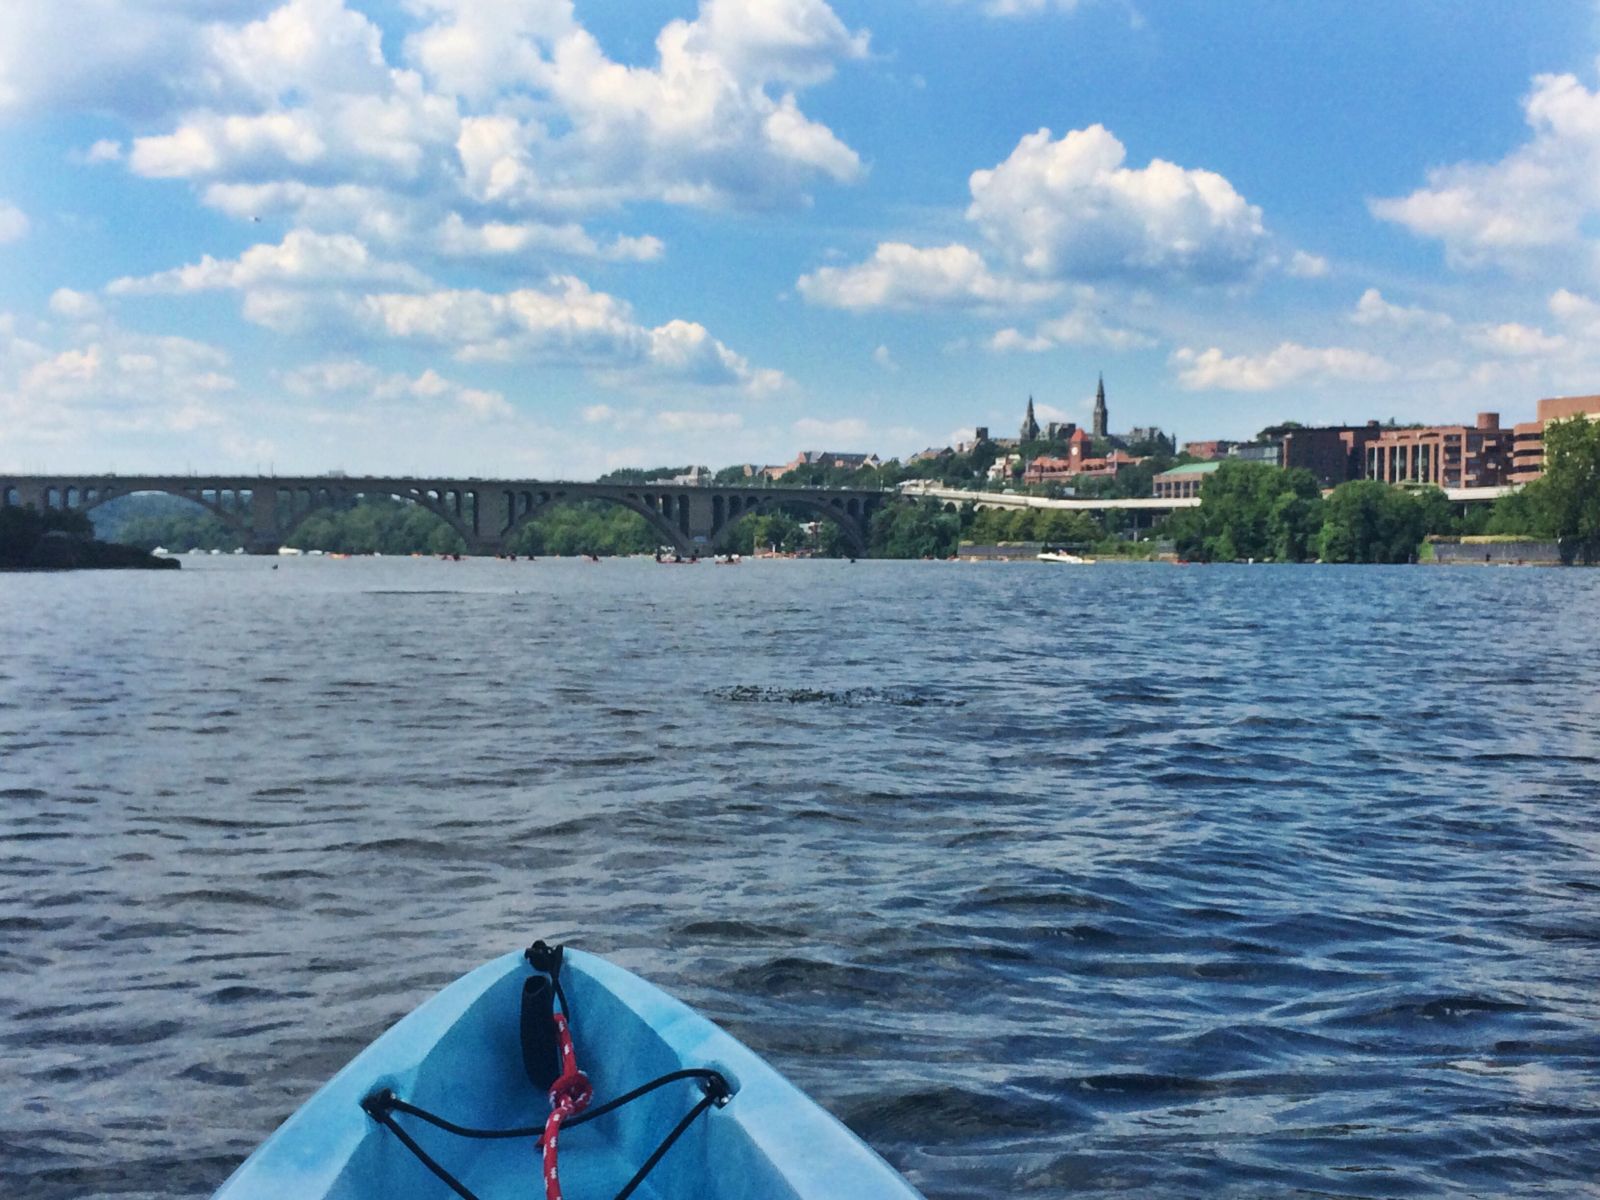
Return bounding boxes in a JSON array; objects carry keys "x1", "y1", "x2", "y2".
[
  {"x1": 1092, "y1": 373, "x2": 1108, "y2": 438},
  {"x1": 1021, "y1": 394, "x2": 1040, "y2": 442}
]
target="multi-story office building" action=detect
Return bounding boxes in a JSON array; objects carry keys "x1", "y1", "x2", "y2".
[{"x1": 1362, "y1": 413, "x2": 1512, "y2": 489}]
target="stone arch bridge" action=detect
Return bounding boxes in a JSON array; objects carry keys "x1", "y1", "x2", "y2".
[{"x1": 0, "y1": 474, "x2": 888, "y2": 556}]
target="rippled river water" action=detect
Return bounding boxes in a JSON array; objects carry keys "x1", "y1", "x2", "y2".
[{"x1": 3, "y1": 557, "x2": 1599, "y2": 1199}]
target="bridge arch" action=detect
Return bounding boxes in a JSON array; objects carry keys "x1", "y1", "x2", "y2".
[
  {"x1": 502, "y1": 489, "x2": 691, "y2": 555},
  {"x1": 73, "y1": 486, "x2": 257, "y2": 553},
  {"x1": 269, "y1": 486, "x2": 480, "y2": 551},
  {"x1": 713, "y1": 492, "x2": 876, "y2": 556},
  {"x1": 76, "y1": 485, "x2": 255, "y2": 543}
]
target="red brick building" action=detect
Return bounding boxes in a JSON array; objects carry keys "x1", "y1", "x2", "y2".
[
  {"x1": 1279, "y1": 423, "x2": 1383, "y2": 488},
  {"x1": 1362, "y1": 413, "x2": 1512, "y2": 489},
  {"x1": 1023, "y1": 443, "x2": 1143, "y2": 484}
]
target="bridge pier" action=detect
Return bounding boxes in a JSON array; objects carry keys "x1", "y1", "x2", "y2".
[
  {"x1": 246, "y1": 488, "x2": 281, "y2": 554},
  {"x1": 683, "y1": 491, "x2": 717, "y2": 552}
]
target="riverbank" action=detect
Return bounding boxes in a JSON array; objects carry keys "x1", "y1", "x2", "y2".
[
  {"x1": 1, "y1": 532, "x2": 179, "y2": 571},
  {"x1": 2, "y1": 505, "x2": 179, "y2": 570}
]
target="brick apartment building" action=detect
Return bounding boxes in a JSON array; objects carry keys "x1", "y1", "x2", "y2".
[{"x1": 1362, "y1": 413, "x2": 1513, "y2": 489}]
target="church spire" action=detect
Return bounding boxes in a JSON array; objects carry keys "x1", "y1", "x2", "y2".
[
  {"x1": 1092, "y1": 373, "x2": 1108, "y2": 438},
  {"x1": 1021, "y1": 394, "x2": 1040, "y2": 442}
]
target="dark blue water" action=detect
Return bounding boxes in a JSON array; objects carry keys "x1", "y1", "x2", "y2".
[{"x1": 3, "y1": 557, "x2": 1598, "y2": 1199}]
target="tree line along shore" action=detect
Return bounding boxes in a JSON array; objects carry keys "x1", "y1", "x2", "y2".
[{"x1": 14, "y1": 416, "x2": 1598, "y2": 566}]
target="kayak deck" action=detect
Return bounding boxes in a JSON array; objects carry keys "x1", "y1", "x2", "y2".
[{"x1": 215, "y1": 948, "x2": 924, "y2": 1199}]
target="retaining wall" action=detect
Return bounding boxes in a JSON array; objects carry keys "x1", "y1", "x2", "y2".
[{"x1": 1429, "y1": 540, "x2": 1562, "y2": 566}]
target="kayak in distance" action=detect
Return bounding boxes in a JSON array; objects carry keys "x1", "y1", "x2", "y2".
[{"x1": 214, "y1": 943, "x2": 924, "y2": 1200}]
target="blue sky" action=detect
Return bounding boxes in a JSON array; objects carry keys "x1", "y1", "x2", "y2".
[{"x1": 3, "y1": 0, "x2": 1600, "y2": 478}]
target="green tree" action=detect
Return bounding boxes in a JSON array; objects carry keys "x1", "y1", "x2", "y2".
[
  {"x1": 1484, "y1": 486, "x2": 1554, "y2": 539},
  {"x1": 1536, "y1": 416, "x2": 1600, "y2": 563},
  {"x1": 1040, "y1": 509, "x2": 1100, "y2": 547},
  {"x1": 2, "y1": 504, "x2": 174, "y2": 569},
  {"x1": 1317, "y1": 481, "x2": 1426, "y2": 563},
  {"x1": 1410, "y1": 486, "x2": 1459, "y2": 538},
  {"x1": 90, "y1": 494, "x2": 238, "y2": 550},
  {"x1": 1, "y1": 506, "x2": 88, "y2": 565},
  {"x1": 505, "y1": 501, "x2": 657, "y2": 556},
  {"x1": 1008, "y1": 507, "x2": 1041, "y2": 542},
  {"x1": 868, "y1": 501, "x2": 959, "y2": 558},
  {"x1": 1182, "y1": 461, "x2": 1323, "y2": 561},
  {"x1": 1163, "y1": 506, "x2": 1208, "y2": 561},
  {"x1": 750, "y1": 511, "x2": 803, "y2": 553},
  {"x1": 1268, "y1": 489, "x2": 1324, "y2": 562}
]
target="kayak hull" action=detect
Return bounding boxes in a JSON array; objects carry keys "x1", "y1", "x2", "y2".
[{"x1": 214, "y1": 949, "x2": 923, "y2": 1199}]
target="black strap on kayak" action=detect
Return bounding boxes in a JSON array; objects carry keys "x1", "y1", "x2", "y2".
[
  {"x1": 360, "y1": 942, "x2": 732, "y2": 1200},
  {"x1": 363, "y1": 1073, "x2": 729, "y2": 1200}
]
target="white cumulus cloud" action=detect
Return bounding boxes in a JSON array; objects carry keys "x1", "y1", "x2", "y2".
[
  {"x1": 1550, "y1": 287, "x2": 1600, "y2": 336},
  {"x1": 1349, "y1": 288, "x2": 1453, "y2": 330},
  {"x1": 436, "y1": 213, "x2": 662, "y2": 263},
  {"x1": 800, "y1": 120, "x2": 1305, "y2": 316},
  {"x1": 48, "y1": 289, "x2": 104, "y2": 320},
  {"x1": 108, "y1": 229, "x2": 429, "y2": 295},
  {"x1": 0, "y1": 313, "x2": 237, "y2": 448},
  {"x1": 1286, "y1": 250, "x2": 1330, "y2": 278},
  {"x1": 967, "y1": 124, "x2": 1270, "y2": 284},
  {"x1": 403, "y1": 0, "x2": 867, "y2": 210},
  {"x1": 1470, "y1": 322, "x2": 1566, "y2": 356},
  {"x1": 0, "y1": 0, "x2": 249, "y2": 120},
  {"x1": 207, "y1": 0, "x2": 390, "y2": 101},
  {"x1": 797, "y1": 242, "x2": 1057, "y2": 310},
  {"x1": 1172, "y1": 342, "x2": 1395, "y2": 391},
  {"x1": 1371, "y1": 68, "x2": 1600, "y2": 274},
  {"x1": 283, "y1": 356, "x2": 512, "y2": 420},
  {"x1": 357, "y1": 277, "x2": 784, "y2": 394},
  {"x1": 988, "y1": 299, "x2": 1157, "y2": 353}
]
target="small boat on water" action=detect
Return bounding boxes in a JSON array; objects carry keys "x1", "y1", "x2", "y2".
[
  {"x1": 1037, "y1": 549, "x2": 1094, "y2": 564},
  {"x1": 214, "y1": 944, "x2": 923, "y2": 1200}
]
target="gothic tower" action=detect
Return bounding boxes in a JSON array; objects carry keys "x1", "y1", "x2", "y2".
[
  {"x1": 1092, "y1": 374, "x2": 1108, "y2": 438},
  {"x1": 1021, "y1": 395, "x2": 1040, "y2": 441}
]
